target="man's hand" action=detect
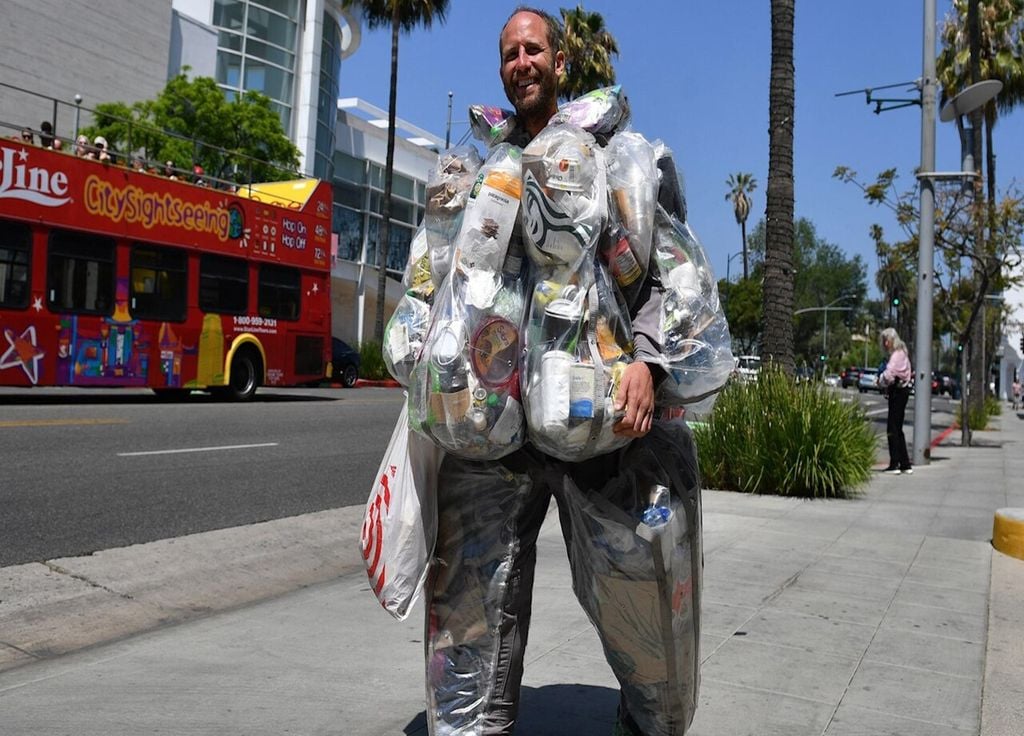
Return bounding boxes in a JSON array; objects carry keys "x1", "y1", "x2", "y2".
[{"x1": 613, "y1": 362, "x2": 655, "y2": 437}]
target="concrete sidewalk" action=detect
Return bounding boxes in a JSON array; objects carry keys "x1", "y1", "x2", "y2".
[{"x1": 1, "y1": 406, "x2": 1023, "y2": 735}]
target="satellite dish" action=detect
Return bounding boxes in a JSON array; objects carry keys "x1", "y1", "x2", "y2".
[{"x1": 940, "y1": 79, "x2": 1003, "y2": 122}]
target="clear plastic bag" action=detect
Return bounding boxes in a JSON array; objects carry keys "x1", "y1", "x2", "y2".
[
  {"x1": 468, "y1": 104, "x2": 518, "y2": 146},
  {"x1": 384, "y1": 226, "x2": 433, "y2": 386},
  {"x1": 407, "y1": 144, "x2": 528, "y2": 460},
  {"x1": 521, "y1": 124, "x2": 606, "y2": 272},
  {"x1": 650, "y1": 205, "x2": 735, "y2": 405},
  {"x1": 425, "y1": 146, "x2": 484, "y2": 288},
  {"x1": 561, "y1": 420, "x2": 702, "y2": 735},
  {"x1": 601, "y1": 131, "x2": 658, "y2": 305},
  {"x1": 550, "y1": 85, "x2": 631, "y2": 136}
]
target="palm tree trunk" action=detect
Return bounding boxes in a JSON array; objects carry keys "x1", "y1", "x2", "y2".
[
  {"x1": 374, "y1": 2, "x2": 401, "y2": 342},
  {"x1": 741, "y1": 218, "x2": 749, "y2": 280},
  {"x1": 762, "y1": 0, "x2": 796, "y2": 373}
]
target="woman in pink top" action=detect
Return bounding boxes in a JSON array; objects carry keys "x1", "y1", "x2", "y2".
[{"x1": 879, "y1": 327, "x2": 913, "y2": 473}]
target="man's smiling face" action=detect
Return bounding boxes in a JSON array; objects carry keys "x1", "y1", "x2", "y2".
[{"x1": 499, "y1": 11, "x2": 564, "y2": 135}]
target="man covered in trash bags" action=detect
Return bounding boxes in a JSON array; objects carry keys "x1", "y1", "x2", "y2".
[{"x1": 394, "y1": 6, "x2": 727, "y2": 735}]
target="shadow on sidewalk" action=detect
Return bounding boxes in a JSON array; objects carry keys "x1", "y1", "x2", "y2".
[{"x1": 402, "y1": 683, "x2": 619, "y2": 734}]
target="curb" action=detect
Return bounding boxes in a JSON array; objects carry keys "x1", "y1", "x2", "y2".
[
  {"x1": 354, "y1": 378, "x2": 401, "y2": 388},
  {"x1": 993, "y1": 508, "x2": 1024, "y2": 560}
]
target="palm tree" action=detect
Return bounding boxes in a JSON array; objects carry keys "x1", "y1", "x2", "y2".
[
  {"x1": 342, "y1": 0, "x2": 449, "y2": 342},
  {"x1": 937, "y1": 0, "x2": 1024, "y2": 436},
  {"x1": 762, "y1": 0, "x2": 796, "y2": 373},
  {"x1": 937, "y1": 0, "x2": 1024, "y2": 205},
  {"x1": 725, "y1": 173, "x2": 757, "y2": 280},
  {"x1": 559, "y1": 4, "x2": 619, "y2": 101}
]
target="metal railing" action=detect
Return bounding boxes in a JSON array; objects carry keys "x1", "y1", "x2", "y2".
[{"x1": 1, "y1": 80, "x2": 311, "y2": 205}]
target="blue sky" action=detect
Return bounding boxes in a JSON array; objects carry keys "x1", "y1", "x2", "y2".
[{"x1": 337, "y1": 1, "x2": 1024, "y2": 297}]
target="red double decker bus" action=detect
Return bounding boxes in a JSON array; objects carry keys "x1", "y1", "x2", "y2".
[{"x1": 0, "y1": 138, "x2": 332, "y2": 399}]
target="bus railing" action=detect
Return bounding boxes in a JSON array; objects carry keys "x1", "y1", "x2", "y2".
[{"x1": 1, "y1": 80, "x2": 311, "y2": 206}]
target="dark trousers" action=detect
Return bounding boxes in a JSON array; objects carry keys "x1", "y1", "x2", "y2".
[{"x1": 886, "y1": 386, "x2": 912, "y2": 470}]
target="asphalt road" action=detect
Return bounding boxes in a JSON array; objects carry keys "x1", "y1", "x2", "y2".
[{"x1": 0, "y1": 386, "x2": 405, "y2": 567}]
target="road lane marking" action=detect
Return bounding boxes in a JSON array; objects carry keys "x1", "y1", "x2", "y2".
[
  {"x1": 118, "y1": 443, "x2": 279, "y2": 457},
  {"x1": 0, "y1": 418, "x2": 130, "y2": 428}
]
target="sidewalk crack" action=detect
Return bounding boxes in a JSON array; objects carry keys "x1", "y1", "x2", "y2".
[{"x1": 43, "y1": 562, "x2": 135, "y2": 600}]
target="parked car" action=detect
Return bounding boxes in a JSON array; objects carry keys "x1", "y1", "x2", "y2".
[
  {"x1": 331, "y1": 338, "x2": 361, "y2": 388},
  {"x1": 794, "y1": 365, "x2": 813, "y2": 383},
  {"x1": 735, "y1": 355, "x2": 762, "y2": 383},
  {"x1": 840, "y1": 366, "x2": 862, "y2": 389},
  {"x1": 857, "y1": 367, "x2": 881, "y2": 393}
]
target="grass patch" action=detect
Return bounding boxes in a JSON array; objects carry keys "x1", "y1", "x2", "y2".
[
  {"x1": 693, "y1": 366, "x2": 877, "y2": 498},
  {"x1": 358, "y1": 340, "x2": 390, "y2": 380}
]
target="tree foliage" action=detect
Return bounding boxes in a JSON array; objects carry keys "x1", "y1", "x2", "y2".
[
  {"x1": 83, "y1": 73, "x2": 300, "y2": 184},
  {"x1": 833, "y1": 165, "x2": 1024, "y2": 369},
  {"x1": 734, "y1": 217, "x2": 868, "y2": 367},
  {"x1": 559, "y1": 4, "x2": 619, "y2": 100}
]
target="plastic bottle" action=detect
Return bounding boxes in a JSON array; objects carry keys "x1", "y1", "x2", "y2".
[{"x1": 640, "y1": 485, "x2": 673, "y2": 528}]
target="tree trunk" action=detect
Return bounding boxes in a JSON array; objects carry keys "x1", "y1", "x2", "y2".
[
  {"x1": 762, "y1": 0, "x2": 796, "y2": 373},
  {"x1": 374, "y1": 3, "x2": 401, "y2": 342},
  {"x1": 741, "y1": 217, "x2": 749, "y2": 280}
]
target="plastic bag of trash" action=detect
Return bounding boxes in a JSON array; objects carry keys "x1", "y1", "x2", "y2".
[
  {"x1": 425, "y1": 146, "x2": 484, "y2": 288},
  {"x1": 650, "y1": 205, "x2": 734, "y2": 405}
]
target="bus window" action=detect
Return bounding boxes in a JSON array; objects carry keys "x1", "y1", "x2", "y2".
[
  {"x1": 258, "y1": 263, "x2": 300, "y2": 320},
  {"x1": 47, "y1": 230, "x2": 115, "y2": 315},
  {"x1": 0, "y1": 219, "x2": 31, "y2": 309},
  {"x1": 199, "y1": 253, "x2": 248, "y2": 314},
  {"x1": 130, "y1": 244, "x2": 187, "y2": 322}
]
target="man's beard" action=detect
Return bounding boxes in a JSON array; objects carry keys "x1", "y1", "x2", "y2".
[{"x1": 505, "y1": 69, "x2": 558, "y2": 123}]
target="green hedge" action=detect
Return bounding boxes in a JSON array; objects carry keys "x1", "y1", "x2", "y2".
[
  {"x1": 693, "y1": 367, "x2": 877, "y2": 498},
  {"x1": 359, "y1": 340, "x2": 390, "y2": 381}
]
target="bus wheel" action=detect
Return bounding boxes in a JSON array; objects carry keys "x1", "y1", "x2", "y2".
[{"x1": 224, "y1": 348, "x2": 262, "y2": 401}]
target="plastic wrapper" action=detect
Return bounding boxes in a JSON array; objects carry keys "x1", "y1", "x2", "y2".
[
  {"x1": 521, "y1": 124, "x2": 606, "y2": 272},
  {"x1": 602, "y1": 131, "x2": 658, "y2": 305},
  {"x1": 562, "y1": 420, "x2": 702, "y2": 736},
  {"x1": 454, "y1": 143, "x2": 522, "y2": 275},
  {"x1": 402, "y1": 225, "x2": 433, "y2": 299},
  {"x1": 468, "y1": 104, "x2": 518, "y2": 147},
  {"x1": 521, "y1": 261, "x2": 634, "y2": 462},
  {"x1": 550, "y1": 85, "x2": 631, "y2": 137},
  {"x1": 650, "y1": 205, "x2": 735, "y2": 405},
  {"x1": 384, "y1": 293, "x2": 432, "y2": 386},
  {"x1": 425, "y1": 146, "x2": 483, "y2": 287}
]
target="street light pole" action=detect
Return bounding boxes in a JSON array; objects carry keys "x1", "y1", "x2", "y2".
[{"x1": 912, "y1": 0, "x2": 937, "y2": 467}]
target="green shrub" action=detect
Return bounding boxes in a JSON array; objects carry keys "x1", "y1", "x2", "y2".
[
  {"x1": 358, "y1": 340, "x2": 390, "y2": 380},
  {"x1": 693, "y1": 366, "x2": 877, "y2": 498},
  {"x1": 954, "y1": 395, "x2": 1001, "y2": 430}
]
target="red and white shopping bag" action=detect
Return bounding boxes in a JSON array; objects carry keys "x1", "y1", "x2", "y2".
[{"x1": 361, "y1": 402, "x2": 443, "y2": 620}]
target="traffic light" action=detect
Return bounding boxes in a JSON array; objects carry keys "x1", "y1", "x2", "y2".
[
  {"x1": 891, "y1": 294, "x2": 901, "y2": 307},
  {"x1": 1019, "y1": 335, "x2": 1024, "y2": 352},
  {"x1": 820, "y1": 354, "x2": 826, "y2": 362}
]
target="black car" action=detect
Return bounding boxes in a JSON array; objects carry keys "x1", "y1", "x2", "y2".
[{"x1": 331, "y1": 338, "x2": 361, "y2": 388}]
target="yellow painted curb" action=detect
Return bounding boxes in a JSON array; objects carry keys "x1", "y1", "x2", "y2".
[{"x1": 993, "y1": 508, "x2": 1024, "y2": 561}]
